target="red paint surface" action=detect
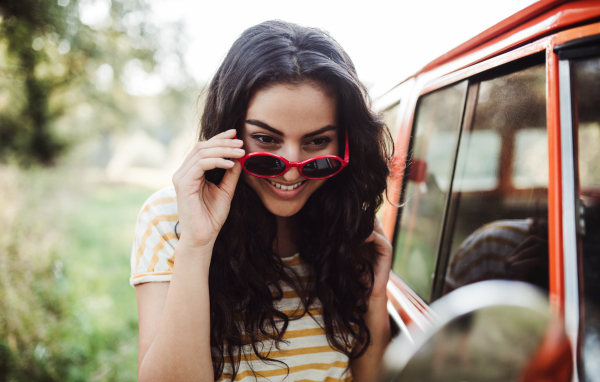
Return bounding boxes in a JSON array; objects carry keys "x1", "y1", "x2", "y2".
[{"x1": 546, "y1": 44, "x2": 565, "y2": 316}]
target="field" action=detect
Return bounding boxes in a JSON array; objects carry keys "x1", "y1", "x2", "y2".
[{"x1": 0, "y1": 165, "x2": 154, "y2": 381}]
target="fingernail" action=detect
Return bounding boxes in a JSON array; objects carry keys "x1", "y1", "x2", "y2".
[
  {"x1": 232, "y1": 139, "x2": 243, "y2": 145},
  {"x1": 233, "y1": 148, "x2": 245, "y2": 154}
]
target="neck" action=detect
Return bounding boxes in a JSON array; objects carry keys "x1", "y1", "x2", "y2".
[{"x1": 275, "y1": 215, "x2": 299, "y2": 258}]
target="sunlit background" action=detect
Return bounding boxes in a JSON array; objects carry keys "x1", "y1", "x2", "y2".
[{"x1": 0, "y1": 0, "x2": 535, "y2": 380}]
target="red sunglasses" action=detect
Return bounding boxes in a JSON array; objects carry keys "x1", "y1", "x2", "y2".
[{"x1": 237, "y1": 129, "x2": 349, "y2": 180}]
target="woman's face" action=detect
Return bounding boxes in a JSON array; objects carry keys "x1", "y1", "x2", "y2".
[{"x1": 241, "y1": 81, "x2": 339, "y2": 217}]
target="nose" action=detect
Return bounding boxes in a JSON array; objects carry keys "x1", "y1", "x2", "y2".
[
  {"x1": 283, "y1": 166, "x2": 301, "y2": 182},
  {"x1": 279, "y1": 145, "x2": 303, "y2": 181}
]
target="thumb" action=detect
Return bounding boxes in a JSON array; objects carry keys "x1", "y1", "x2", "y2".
[{"x1": 219, "y1": 160, "x2": 242, "y2": 200}]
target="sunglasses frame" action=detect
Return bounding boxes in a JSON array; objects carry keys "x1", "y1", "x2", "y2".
[{"x1": 237, "y1": 128, "x2": 349, "y2": 180}]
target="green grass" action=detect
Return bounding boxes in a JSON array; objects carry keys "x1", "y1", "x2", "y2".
[
  {"x1": 0, "y1": 165, "x2": 155, "y2": 381},
  {"x1": 61, "y1": 184, "x2": 154, "y2": 381}
]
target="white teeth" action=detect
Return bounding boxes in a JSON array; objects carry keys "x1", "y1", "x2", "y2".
[{"x1": 269, "y1": 180, "x2": 304, "y2": 190}]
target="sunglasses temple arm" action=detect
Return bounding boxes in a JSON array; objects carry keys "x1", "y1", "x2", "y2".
[{"x1": 343, "y1": 127, "x2": 349, "y2": 164}]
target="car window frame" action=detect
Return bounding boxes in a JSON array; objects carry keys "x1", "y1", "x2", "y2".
[
  {"x1": 555, "y1": 33, "x2": 600, "y2": 382},
  {"x1": 391, "y1": 53, "x2": 548, "y2": 303}
]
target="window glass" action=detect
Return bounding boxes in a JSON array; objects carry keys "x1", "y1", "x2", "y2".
[
  {"x1": 513, "y1": 128, "x2": 549, "y2": 188},
  {"x1": 572, "y1": 55, "x2": 600, "y2": 380},
  {"x1": 392, "y1": 81, "x2": 467, "y2": 301},
  {"x1": 442, "y1": 63, "x2": 548, "y2": 295},
  {"x1": 383, "y1": 101, "x2": 400, "y2": 139},
  {"x1": 452, "y1": 130, "x2": 501, "y2": 192},
  {"x1": 377, "y1": 102, "x2": 401, "y2": 222}
]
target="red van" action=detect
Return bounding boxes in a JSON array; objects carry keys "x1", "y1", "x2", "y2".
[{"x1": 379, "y1": 1, "x2": 600, "y2": 380}]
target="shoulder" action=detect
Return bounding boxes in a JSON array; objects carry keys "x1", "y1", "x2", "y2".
[
  {"x1": 138, "y1": 186, "x2": 178, "y2": 218},
  {"x1": 130, "y1": 187, "x2": 180, "y2": 287}
]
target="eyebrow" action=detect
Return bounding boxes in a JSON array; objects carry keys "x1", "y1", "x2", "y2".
[{"x1": 245, "y1": 119, "x2": 338, "y2": 138}]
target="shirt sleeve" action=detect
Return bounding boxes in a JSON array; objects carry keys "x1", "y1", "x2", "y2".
[{"x1": 130, "y1": 186, "x2": 180, "y2": 287}]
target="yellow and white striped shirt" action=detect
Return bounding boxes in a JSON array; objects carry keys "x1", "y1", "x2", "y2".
[{"x1": 130, "y1": 187, "x2": 353, "y2": 382}]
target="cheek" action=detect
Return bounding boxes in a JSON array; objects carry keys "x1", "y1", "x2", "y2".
[
  {"x1": 305, "y1": 179, "x2": 327, "y2": 195},
  {"x1": 241, "y1": 172, "x2": 262, "y2": 194}
]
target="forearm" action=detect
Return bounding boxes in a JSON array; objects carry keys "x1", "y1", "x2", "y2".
[
  {"x1": 351, "y1": 296, "x2": 391, "y2": 382},
  {"x1": 138, "y1": 242, "x2": 214, "y2": 382}
]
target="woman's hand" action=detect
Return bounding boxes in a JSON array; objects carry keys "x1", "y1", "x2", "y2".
[
  {"x1": 352, "y1": 217, "x2": 393, "y2": 381},
  {"x1": 365, "y1": 217, "x2": 393, "y2": 299},
  {"x1": 171, "y1": 129, "x2": 244, "y2": 252}
]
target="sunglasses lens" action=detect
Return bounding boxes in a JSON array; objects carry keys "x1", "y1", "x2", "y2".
[
  {"x1": 302, "y1": 158, "x2": 342, "y2": 178},
  {"x1": 244, "y1": 155, "x2": 286, "y2": 176}
]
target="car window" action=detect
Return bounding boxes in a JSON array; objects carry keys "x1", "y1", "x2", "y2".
[
  {"x1": 513, "y1": 128, "x2": 549, "y2": 189},
  {"x1": 452, "y1": 129, "x2": 501, "y2": 192},
  {"x1": 572, "y1": 54, "x2": 600, "y2": 380},
  {"x1": 392, "y1": 81, "x2": 468, "y2": 302},
  {"x1": 441, "y1": 63, "x2": 548, "y2": 295},
  {"x1": 383, "y1": 101, "x2": 400, "y2": 139}
]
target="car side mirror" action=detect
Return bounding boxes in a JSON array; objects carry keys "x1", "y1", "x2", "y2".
[{"x1": 380, "y1": 280, "x2": 573, "y2": 382}]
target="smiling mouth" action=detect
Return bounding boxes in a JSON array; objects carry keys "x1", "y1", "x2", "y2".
[{"x1": 268, "y1": 179, "x2": 305, "y2": 190}]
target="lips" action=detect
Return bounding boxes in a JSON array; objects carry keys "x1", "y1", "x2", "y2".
[
  {"x1": 269, "y1": 179, "x2": 304, "y2": 190},
  {"x1": 262, "y1": 178, "x2": 308, "y2": 199}
]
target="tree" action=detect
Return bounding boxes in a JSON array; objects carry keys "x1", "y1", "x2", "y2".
[{"x1": 0, "y1": 0, "x2": 193, "y2": 166}]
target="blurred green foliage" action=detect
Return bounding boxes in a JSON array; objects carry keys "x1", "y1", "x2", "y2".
[
  {"x1": 0, "y1": 166, "x2": 152, "y2": 381},
  {"x1": 0, "y1": 0, "x2": 195, "y2": 166},
  {"x1": 0, "y1": 0, "x2": 197, "y2": 379}
]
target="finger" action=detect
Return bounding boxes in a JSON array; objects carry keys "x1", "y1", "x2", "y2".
[
  {"x1": 178, "y1": 130, "x2": 233, "y2": 165},
  {"x1": 365, "y1": 230, "x2": 393, "y2": 253},
  {"x1": 196, "y1": 147, "x2": 245, "y2": 161},
  {"x1": 506, "y1": 236, "x2": 546, "y2": 258},
  {"x1": 179, "y1": 145, "x2": 244, "y2": 181},
  {"x1": 364, "y1": 230, "x2": 377, "y2": 243},
  {"x1": 520, "y1": 236, "x2": 547, "y2": 251},
  {"x1": 202, "y1": 129, "x2": 237, "y2": 142},
  {"x1": 511, "y1": 258, "x2": 546, "y2": 268},
  {"x1": 507, "y1": 244, "x2": 545, "y2": 263},
  {"x1": 521, "y1": 236, "x2": 546, "y2": 246},
  {"x1": 182, "y1": 157, "x2": 235, "y2": 184},
  {"x1": 177, "y1": 137, "x2": 243, "y2": 176},
  {"x1": 175, "y1": 129, "x2": 239, "y2": 173},
  {"x1": 509, "y1": 258, "x2": 546, "y2": 273},
  {"x1": 218, "y1": 161, "x2": 242, "y2": 200},
  {"x1": 211, "y1": 129, "x2": 238, "y2": 139}
]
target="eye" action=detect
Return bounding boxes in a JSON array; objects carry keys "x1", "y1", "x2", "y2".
[
  {"x1": 251, "y1": 134, "x2": 279, "y2": 145},
  {"x1": 305, "y1": 137, "x2": 332, "y2": 148}
]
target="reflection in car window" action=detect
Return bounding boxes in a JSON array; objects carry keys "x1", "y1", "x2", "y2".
[
  {"x1": 393, "y1": 81, "x2": 467, "y2": 302},
  {"x1": 572, "y1": 55, "x2": 600, "y2": 380},
  {"x1": 442, "y1": 63, "x2": 548, "y2": 295},
  {"x1": 513, "y1": 128, "x2": 549, "y2": 189},
  {"x1": 452, "y1": 130, "x2": 500, "y2": 192}
]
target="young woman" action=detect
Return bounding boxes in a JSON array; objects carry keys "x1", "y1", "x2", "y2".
[{"x1": 131, "y1": 20, "x2": 393, "y2": 382}]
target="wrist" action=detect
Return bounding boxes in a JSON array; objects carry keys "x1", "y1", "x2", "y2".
[
  {"x1": 174, "y1": 239, "x2": 214, "y2": 269},
  {"x1": 365, "y1": 295, "x2": 391, "y2": 332},
  {"x1": 177, "y1": 236, "x2": 215, "y2": 254},
  {"x1": 367, "y1": 294, "x2": 388, "y2": 311}
]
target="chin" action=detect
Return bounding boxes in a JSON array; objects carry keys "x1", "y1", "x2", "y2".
[
  {"x1": 242, "y1": 173, "x2": 325, "y2": 218},
  {"x1": 262, "y1": 200, "x2": 305, "y2": 217}
]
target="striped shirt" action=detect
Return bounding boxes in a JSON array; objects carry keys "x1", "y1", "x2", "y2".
[{"x1": 131, "y1": 187, "x2": 353, "y2": 382}]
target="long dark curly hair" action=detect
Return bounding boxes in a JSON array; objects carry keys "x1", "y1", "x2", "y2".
[{"x1": 199, "y1": 20, "x2": 392, "y2": 380}]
